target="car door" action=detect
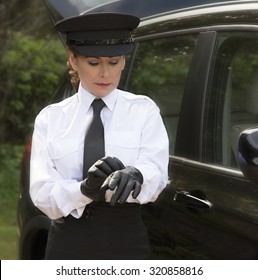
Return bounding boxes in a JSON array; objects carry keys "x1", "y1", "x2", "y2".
[{"x1": 125, "y1": 26, "x2": 258, "y2": 259}]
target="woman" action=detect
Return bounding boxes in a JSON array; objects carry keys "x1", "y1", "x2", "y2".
[{"x1": 30, "y1": 13, "x2": 169, "y2": 260}]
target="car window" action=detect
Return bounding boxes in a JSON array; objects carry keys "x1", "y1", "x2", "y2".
[
  {"x1": 126, "y1": 35, "x2": 198, "y2": 154},
  {"x1": 203, "y1": 31, "x2": 258, "y2": 168}
]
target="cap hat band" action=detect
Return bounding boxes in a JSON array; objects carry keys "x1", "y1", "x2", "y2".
[{"x1": 67, "y1": 37, "x2": 134, "y2": 46}]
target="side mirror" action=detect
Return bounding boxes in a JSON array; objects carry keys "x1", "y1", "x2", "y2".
[{"x1": 237, "y1": 127, "x2": 258, "y2": 184}]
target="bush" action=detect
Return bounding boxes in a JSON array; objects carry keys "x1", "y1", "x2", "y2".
[
  {"x1": 0, "y1": 144, "x2": 23, "y2": 259},
  {"x1": 0, "y1": 32, "x2": 66, "y2": 144},
  {"x1": 0, "y1": 144, "x2": 23, "y2": 202}
]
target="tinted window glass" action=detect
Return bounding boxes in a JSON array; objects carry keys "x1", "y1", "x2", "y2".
[
  {"x1": 203, "y1": 31, "x2": 258, "y2": 168},
  {"x1": 126, "y1": 35, "x2": 198, "y2": 154}
]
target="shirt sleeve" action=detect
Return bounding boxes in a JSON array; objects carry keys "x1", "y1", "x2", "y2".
[
  {"x1": 133, "y1": 102, "x2": 169, "y2": 204},
  {"x1": 29, "y1": 109, "x2": 92, "y2": 220}
]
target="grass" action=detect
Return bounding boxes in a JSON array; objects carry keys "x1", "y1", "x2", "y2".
[
  {"x1": 0, "y1": 144, "x2": 23, "y2": 260},
  {"x1": 0, "y1": 220, "x2": 17, "y2": 259}
]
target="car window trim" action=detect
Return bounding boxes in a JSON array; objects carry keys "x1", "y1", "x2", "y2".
[
  {"x1": 170, "y1": 155, "x2": 244, "y2": 176},
  {"x1": 175, "y1": 30, "x2": 217, "y2": 161}
]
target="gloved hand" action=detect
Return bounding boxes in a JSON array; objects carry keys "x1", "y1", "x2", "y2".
[
  {"x1": 81, "y1": 156, "x2": 125, "y2": 201},
  {"x1": 102, "y1": 166, "x2": 143, "y2": 206}
]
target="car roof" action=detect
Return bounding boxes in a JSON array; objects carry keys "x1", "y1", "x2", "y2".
[{"x1": 43, "y1": 0, "x2": 249, "y2": 22}]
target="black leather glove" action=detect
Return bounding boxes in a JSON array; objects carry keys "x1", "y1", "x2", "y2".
[
  {"x1": 102, "y1": 166, "x2": 143, "y2": 206},
  {"x1": 81, "y1": 156, "x2": 125, "y2": 201}
]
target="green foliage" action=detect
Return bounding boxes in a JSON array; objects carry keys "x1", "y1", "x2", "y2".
[
  {"x1": 0, "y1": 225, "x2": 17, "y2": 259},
  {"x1": 0, "y1": 32, "x2": 66, "y2": 144},
  {"x1": 0, "y1": 144, "x2": 23, "y2": 259},
  {"x1": 0, "y1": 144, "x2": 23, "y2": 202}
]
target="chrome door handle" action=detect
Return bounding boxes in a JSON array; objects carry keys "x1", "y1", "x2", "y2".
[{"x1": 174, "y1": 191, "x2": 213, "y2": 210}]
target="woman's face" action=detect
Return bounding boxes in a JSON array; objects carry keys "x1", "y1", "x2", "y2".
[{"x1": 68, "y1": 51, "x2": 125, "y2": 97}]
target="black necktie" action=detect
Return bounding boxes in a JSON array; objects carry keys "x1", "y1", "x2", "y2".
[{"x1": 83, "y1": 99, "x2": 106, "y2": 179}]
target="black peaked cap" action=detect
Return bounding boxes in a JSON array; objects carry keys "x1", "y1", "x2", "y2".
[{"x1": 54, "y1": 13, "x2": 140, "y2": 56}]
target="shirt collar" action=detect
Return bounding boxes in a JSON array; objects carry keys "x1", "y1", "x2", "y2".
[
  {"x1": 102, "y1": 88, "x2": 118, "y2": 112},
  {"x1": 78, "y1": 83, "x2": 118, "y2": 112}
]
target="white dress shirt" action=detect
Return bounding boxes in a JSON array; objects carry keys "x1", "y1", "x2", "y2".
[{"x1": 30, "y1": 84, "x2": 169, "y2": 220}]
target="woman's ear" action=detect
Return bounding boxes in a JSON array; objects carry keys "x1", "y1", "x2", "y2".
[
  {"x1": 122, "y1": 56, "x2": 126, "y2": 70},
  {"x1": 68, "y1": 50, "x2": 78, "y2": 71}
]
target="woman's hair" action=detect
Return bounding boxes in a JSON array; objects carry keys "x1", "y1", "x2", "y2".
[{"x1": 67, "y1": 46, "x2": 80, "y2": 90}]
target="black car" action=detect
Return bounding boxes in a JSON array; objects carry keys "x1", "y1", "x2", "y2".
[{"x1": 17, "y1": 0, "x2": 258, "y2": 259}]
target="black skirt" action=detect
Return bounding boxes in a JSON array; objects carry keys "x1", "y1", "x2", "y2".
[{"x1": 44, "y1": 202, "x2": 150, "y2": 260}]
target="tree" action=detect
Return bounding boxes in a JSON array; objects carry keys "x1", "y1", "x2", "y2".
[
  {"x1": 0, "y1": 0, "x2": 67, "y2": 143},
  {"x1": 0, "y1": 32, "x2": 66, "y2": 143},
  {"x1": 0, "y1": 0, "x2": 51, "y2": 60}
]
